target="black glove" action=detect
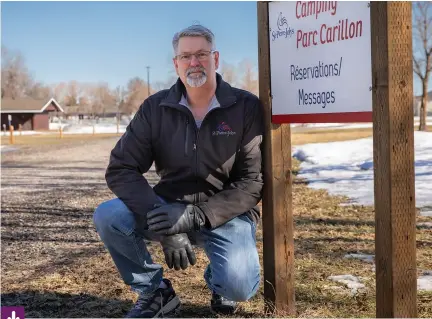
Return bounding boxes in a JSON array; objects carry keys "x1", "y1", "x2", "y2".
[
  {"x1": 161, "y1": 233, "x2": 197, "y2": 270},
  {"x1": 147, "y1": 202, "x2": 206, "y2": 235}
]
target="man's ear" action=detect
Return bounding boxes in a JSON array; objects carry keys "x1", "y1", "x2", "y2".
[{"x1": 214, "y1": 51, "x2": 220, "y2": 70}]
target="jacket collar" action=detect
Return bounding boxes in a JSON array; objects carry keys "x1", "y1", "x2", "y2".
[{"x1": 160, "y1": 73, "x2": 237, "y2": 108}]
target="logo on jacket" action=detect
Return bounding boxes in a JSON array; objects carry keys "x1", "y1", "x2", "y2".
[{"x1": 213, "y1": 121, "x2": 236, "y2": 136}]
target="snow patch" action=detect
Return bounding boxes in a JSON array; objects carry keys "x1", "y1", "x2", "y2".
[
  {"x1": 293, "y1": 131, "x2": 432, "y2": 211},
  {"x1": 328, "y1": 274, "x2": 366, "y2": 295},
  {"x1": 420, "y1": 210, "x2": 432, "y2": 217},
  {"x1": 418, "y1": 271, "x2": 432, "y2": 291}
]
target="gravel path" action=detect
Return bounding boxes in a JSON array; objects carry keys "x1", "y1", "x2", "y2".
[{"x1": 1, "y1": 136, "x2": 158, "y2": 286}]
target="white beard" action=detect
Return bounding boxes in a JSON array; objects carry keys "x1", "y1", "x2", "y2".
[
  {"x1": 186, "y1": 73, "x2": 207, "y2": 87},
  {"x1": 186, "y1": 69, "x2": 207, "y2": 87}
]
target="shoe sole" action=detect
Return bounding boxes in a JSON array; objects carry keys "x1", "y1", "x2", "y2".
[
  {"x1": 154, "y1": 296, "x2": 181, "y2": 318},
  {"x1": 210, "y1": 305, "x2": 237, "y2": 316}
]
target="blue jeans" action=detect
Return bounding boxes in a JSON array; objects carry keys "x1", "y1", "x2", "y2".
[{"x1": 93, "y1": 198, "x2": 260, "y2": 302}]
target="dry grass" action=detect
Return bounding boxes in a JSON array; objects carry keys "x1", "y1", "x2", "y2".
[
  {"x1": 1, "y1": 129, "x2": 431, "y2": 318},
  {"x1": 292, "y1": 127, "x2": 373, "y2": 145},
  {"x1": 1, "y1": 128, "x2": 373, "y2": 147},
  {"x1": 1, "y1": 132, "x2": 121, "y2": 146}
]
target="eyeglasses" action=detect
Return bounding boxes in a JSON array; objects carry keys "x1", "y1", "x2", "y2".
[{"x1": 175, "y1": 50, "x2": 216, "y2": 63}]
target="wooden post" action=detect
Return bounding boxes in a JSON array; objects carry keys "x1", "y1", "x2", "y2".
[
  {"x1": 257, "y1": 1, "x2": 295, "y2": 315},
  {"x1": 371, "y1": 2, "x2": 417, "y2": 317},
  {"x1": 9, "y1": 125, "x2": 14, "y2": 145}
]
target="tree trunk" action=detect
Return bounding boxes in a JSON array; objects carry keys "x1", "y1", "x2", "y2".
[{"x1": 419, "y1": 76, "x2": 429, "y2": 131}]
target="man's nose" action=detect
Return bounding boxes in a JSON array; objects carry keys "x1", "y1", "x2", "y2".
[{"x1": 190, "y1": 55, "x2": 201, "y2": 67}]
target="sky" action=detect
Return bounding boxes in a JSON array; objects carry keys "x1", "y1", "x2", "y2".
[
  {"x1": 1, "y1": 1, "x2": 430, "y2": 95},
  {"x1": 1, "y1": 1, "x2": 259, "y2": 89}
]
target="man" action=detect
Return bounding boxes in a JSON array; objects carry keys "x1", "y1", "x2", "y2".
[{"x1": 93, "y1": 24, "x2": 264, "y2": 318}]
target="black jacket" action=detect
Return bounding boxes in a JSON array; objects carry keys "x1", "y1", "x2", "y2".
[{"x1": 105, "y1": 73, "x2": 264, "y2": 229}]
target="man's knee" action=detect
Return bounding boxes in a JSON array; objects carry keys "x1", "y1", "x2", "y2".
[
  {"x1": 205, "y1": 215, "x2": 260, "y2": 301},
  {"x1": 93, "y1": 198, "x2": 135, "y2": 238},
  {"x1": 213, "y1": 262, "x2": 261, "y2": 302}
]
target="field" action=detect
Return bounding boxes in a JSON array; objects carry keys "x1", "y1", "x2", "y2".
[{"x1": 1, "y1": 129, "x2": 431, "y2": 318}]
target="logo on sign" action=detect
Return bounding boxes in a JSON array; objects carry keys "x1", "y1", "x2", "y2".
[
  {"x1": 277, "y1": 12, "x2": 288, "y2": 30},
  {"x1": 271, "y1": 12, "x2": 295, "y2": 41}
]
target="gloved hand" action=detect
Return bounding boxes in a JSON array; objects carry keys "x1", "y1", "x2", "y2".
[
  {"x1": 147, "y1": 202, "x2": 206, "y2": 235},
  {"x1": 161, "y1": 233, "x2": 197, "y2": 270}
]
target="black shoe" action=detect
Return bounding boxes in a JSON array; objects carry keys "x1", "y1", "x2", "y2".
[
  {"x1": 210, "y1": 292, "x2": 237, "y2": 315},
  {"x1": 125, "y1": 279, "x2": 180, "y2": 318}
]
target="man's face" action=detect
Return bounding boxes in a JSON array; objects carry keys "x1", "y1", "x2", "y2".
[{"x1": 173, "y1": 36, "x2": 219, "y2": 88}]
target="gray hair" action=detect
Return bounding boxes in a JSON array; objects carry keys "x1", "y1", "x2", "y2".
[{"x1": 172, "y1": 24, "x2": 216, "y2": 54}]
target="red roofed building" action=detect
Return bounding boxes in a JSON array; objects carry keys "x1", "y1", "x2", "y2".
[{"x1": 1, "y1": 98, "x2": 64, "y2": 130}]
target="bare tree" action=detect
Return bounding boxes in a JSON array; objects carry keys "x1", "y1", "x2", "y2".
[
  {"x1": 79, "y1": 83, "x2": 95, "y2": 114},
  {"x1": 90, "y1": 82, "x2": 116, "y2": 117},
  {"x1": 26, "y1": 82, "x2": 51, "y2": 100},
  {"x1": 51, "y1": 82, "x2": 68, "y2": 103},
  {"x1": 63, "y1": 81, "x2": 82, "y2": 106},
  {"x1": 413, "y1": 1, "x2": 432, "y2": 131},
  {"x1": 124, "y1": 77, "x2": 150, "y2": 114},
  {"x1": 113, "y1": 85, "x2": 127, "y2": 114},
  {"x1": 1, "y1": 46, "x2": 33, "y2": 99},
  {"x1": 78, "y1": 95, "x2": 90, "y2": 108},
  {"x1": 219, "y1": 61, "x2": 237, "y2": 86},
  {"x1": 238, "y1": 59, "x2": 258, "y2": 95},
  {"x1": 113, "y1": 85, "x2": 128, "y2": 131}
]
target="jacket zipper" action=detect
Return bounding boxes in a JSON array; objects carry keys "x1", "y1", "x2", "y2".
[
  {"x1": 184, "y1": 119, "x2": 189, "y2": 157},
  {"x1": 193, "y1": 101, "x2": 236, "y2": 204},
  {"x1": 160, "y1": 101, "x2": 237, "y2": 203}
]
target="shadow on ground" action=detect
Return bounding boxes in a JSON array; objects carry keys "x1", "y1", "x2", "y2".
[
  {"x1": 1, "y1": 290, "x2": 132, "y2": 318},
  {"x1": 1, "y1": 290, "x2": 259, "y2": 318}
]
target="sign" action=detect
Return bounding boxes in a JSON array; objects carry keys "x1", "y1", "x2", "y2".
[{"x1": 268, "y1": 1, "x2": 372, "y2": 123}]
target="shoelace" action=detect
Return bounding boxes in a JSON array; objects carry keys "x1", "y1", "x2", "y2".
[{"x1": 134, "y1": 291, "x2": 165, "y2": 314}]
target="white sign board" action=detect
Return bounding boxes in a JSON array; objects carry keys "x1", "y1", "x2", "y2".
[{"x1": 269, "y1": 1, "x2": 372, "y2": 123}]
